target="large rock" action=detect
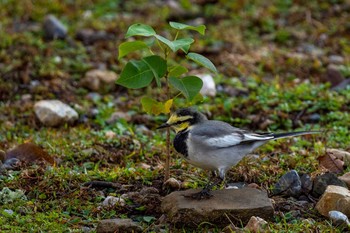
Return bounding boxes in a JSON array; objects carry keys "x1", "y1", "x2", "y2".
[
  {"x1": 96, "y1": 218, "x2": 142, "y2": 233},
  {"x1": 34, "y1": 100, "x2": 78, "y2": 126},
  {"x1": 316, "y1": 185, "x2": 350, "y2": 217},
  {"x1": 161, "y1": 188, "x2": 273, "y2": 227}
]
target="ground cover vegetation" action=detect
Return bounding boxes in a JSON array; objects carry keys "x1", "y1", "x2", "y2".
[{"x1": 0, "y1": 0, "x2": 350, "y2": 232}]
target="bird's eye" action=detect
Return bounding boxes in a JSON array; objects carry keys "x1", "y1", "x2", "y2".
[{"x1": 175, "y1": 119, "x2": 188, "y2": 125}]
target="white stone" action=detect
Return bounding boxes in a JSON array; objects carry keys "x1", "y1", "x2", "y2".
[
  {"x1": 34, "y1": 100, "x2": 78, "y2": 126},
  {"x1": 197, "y1": 74, "x2": 216, "y2": 97},
  {"x1": 316, "y1": 185, "x2": 350, "y2": 217},
  {"x1": 329, "y1": 210, "x2": 350, "y2": 226},
  {"x1": 102, "y1": 196, "x2": 126, "y2": 207}
]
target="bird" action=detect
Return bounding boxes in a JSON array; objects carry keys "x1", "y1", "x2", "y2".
[{"x1": 157, "y1": 107, "x2": 319, "y2": 200}]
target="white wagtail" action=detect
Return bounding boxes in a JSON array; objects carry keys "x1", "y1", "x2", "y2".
[{"x1": 157, "y1": 108, "x2": 319, "y2": 199}]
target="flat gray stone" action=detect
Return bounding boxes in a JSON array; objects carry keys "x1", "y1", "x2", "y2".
[
  {"x1": 161, "y1": 188, "x2": 273, "y2": 227},
  {"x1": 96, "y1": 218, "x2": 142, "y2": 233}
]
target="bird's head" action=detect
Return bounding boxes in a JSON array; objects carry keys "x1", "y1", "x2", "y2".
[{"x1": 157, "y1": 108, "x2": 207, "y2": 133}]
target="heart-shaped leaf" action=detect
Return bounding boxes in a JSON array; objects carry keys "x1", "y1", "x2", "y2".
[
  {"x1": 118, "y1": 41, "x2": 149, "y2": 59},
  {"x1": 169, "y1": 76, "x2": 203, "y2": 101},
  {"x1": 116, "y1": 55, "x2": 166, "y2": 89},
  {"x1": 125, "y1": 24, "x2": 156, "y2": 38},
  {"x1": 142, "y1": 55, "x2": 167, "y2": 87},
  {"x1": 186, "y1": 52, "x2": 217, "y2": 73},
  {"x1": 169, "y1": 21, "x2": 206, "y2": 35},
  {"x1": 116, "y1": 60, "x2": 153, "y2": 89}
]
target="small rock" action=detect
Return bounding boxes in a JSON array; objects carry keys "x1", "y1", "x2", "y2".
[
  {"x1": 311, "y1": 173, "x2": 347, "y2": 198},
  {"x1": 196, "y1": 74, "x2": 216, "y2": 97},
  {"x1": 2, "y1": 158, "x2": 20, "y2": 169},
  {"x1": 5, "y1": 143, "x2": 54, "y2": 165},
  {"x1": 86, "y1": 92, "x2": 102, "y2": 102},
  {"x1": 164, "y1": 177, "x2": 181, "y2": 190},
  {"x1": 96, "y1": 218, "x2": 142, "y2": 233},
  {"x1": 272, "y1": 170, "x2": 302, "y2": 197},
  {"x1": 339, "y1": 172, "x2": 350, "y2": 189},
  {"x1": 34, "y1": 100, "x2": 78, "y2": 127},
  {"x1": 80, "y1": 69, "x2": 117, "y2": 92},
  {"x1": 300, "y1": 173, "x2": 313, "y2": 194},
  {"x1": 76, "y1": 29, "x2": 114, "y2": 45},
  {"x1": 244, "y1": 216, "x2": 268, "y2": 233},
  {"x1": 105, "y1": 130, "x2": 117, "y2": 140},
  {"x1": 299, "y1": 43, "x2": 324, "y2": 57},
  {"x1": 307, "y1": 113, "x2": 321, "y2": 123},
  {"x1": 316, "y1": 185, "x2": 350, "y2": 217},
  {"x1": 161, "y1": 188, "x2": 273, "y2": 227},
  {"x1": 326, "y1": 64, "x2": 345, "y2": 87},
  {"x1": 43, "y1": 15, "x2": 67, "y2": 40},
  {"x1": 331, "y1": 79, "x2": 350, "y2": 91},
  {"x1": 328, "y1": 55, "x2": 344, "y2": 65},
  {"x1": 329, "y1": 210, "x2": 350, "y2": 226},
  {"x1": 106, "y1": 111, "x2": 131, "y2": 124},
  {"x1": 21, "y1": 94, "x2": 32, "y2": 102},
  {"x1": 3, "y1": 209, "x2": 14, "y2": 216},
  {"x1": 102, "y1": 196, "x2": 126, "y2": 207},
  {"x1": 226, "y1": 182, "x2": 248, "y2": 189}
]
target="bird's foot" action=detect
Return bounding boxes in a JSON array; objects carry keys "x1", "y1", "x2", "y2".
[{"x1": 184, "y1": 189, "x2": 213, "y2": 200}]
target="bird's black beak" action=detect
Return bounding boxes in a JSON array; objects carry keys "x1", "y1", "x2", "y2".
[{"x1": 157, "y1": 123, "x2": 170, "y2": 129}]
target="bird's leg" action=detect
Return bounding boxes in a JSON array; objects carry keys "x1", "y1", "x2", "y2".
[{"x1": 184, "y1": 171, "x2": 224, "y2": 200}]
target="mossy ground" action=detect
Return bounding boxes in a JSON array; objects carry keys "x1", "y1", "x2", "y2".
[{"x1": 0, "y1": 1, "x2": 350, "y2": 232}]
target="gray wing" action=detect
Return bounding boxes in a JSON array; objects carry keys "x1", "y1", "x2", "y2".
[{"x1": 190, "y1": 120, "x2": 274, "y2": 148}]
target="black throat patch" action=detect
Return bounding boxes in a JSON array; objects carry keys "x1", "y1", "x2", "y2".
[{"x1": 173, "y1": 129, "x2": 189, "y2": 157}]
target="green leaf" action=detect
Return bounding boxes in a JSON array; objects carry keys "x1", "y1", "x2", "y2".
[
  {"x1": 142, "y1": 55, "x2": 167, "y2": 87},
  {"x1": 116, "y1": 55, "x2": 166, "y2": 89},
  {"x1": 155, "y1": 35, "x2": 194, "y2": 52},
  {"x1": 141, "y1": 97, "x2": 173, "y2": 115},
  {"x1": 168, "y1": 65, "x2": 188, "y2": 77},
  {"x1": 169, "y1": 76, "x2": 203, "y2": 101},
  {"x1": 155, "y1": 35, "x2": 175, "y2": 51},
  {"x1": 125, "y1": 24, "x2": 156, "y2": 38},
  {"x1": 117, "y1": 60, "x2": 154, "y2": 88},
  {"x1": 186, "y1": 52, "x2": 217, "y2": 73},
  {"x1": 172, "y1": 38, "x2": 194, "y2": 53},
  {"x1": 143, "y1": 216, "x2": 156, "y2": 223},
  {"x1": 118, "y1": 41, "x2": 149, "y2": 59},
  {"x1": 169, "y1": 21, "x2": 206, "y2": 35}
]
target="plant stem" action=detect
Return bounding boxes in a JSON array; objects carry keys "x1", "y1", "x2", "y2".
[
  {"x1": 164, "y1": 48, "x2": 170, "y2": 181},
  {"x1": 165, "y1": 125, "x2": 170, "y2": 181}
]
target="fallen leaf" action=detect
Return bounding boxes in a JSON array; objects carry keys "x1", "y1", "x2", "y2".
[
  {"x1": 318, "y1": 151, "x2": 344, "y2": 174},
  {"x1": 326, "y1": 148, "x2": 350, "y2": 166}
]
